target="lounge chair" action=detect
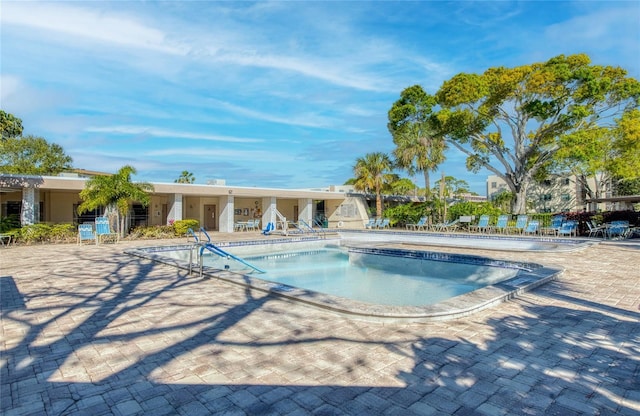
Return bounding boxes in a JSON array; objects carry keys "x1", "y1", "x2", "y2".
[
  {"x1": 557, "y1": 220, "x2": 577, "y2": 237},
  {"x1": 607, "y1": 220, "x2": 630, "y2": 239},
  {"x1": 365, "y1": 218, "x2": 376, "y2": 229},
  {"x1": 369, "y1": 218, "x2": 382, "y2": 229},
  {"x1": 541, "y1": 215, "x2": 564, "y2": 236},
  {"x1": 523, "y1": 220, "x2": 539, "y2": 235},
  {"x1": 469, "y1": 215, "x2": 490, "y2": 233},
  {"x1": 378, "y1": 218, "x2": 390, "y2": 229},
  {"x1": 406, "y1": 216, "x2": 428, "y2": 231},
  {"x1": 489, "y1": 215, "x2": 510, "y2": 234},
  {"x1": 95, "y1": 217, "x2": 118, "y2": 244},
  {"x1": 78, "y1": 223, "x2": 97, "y2": 245},
  {"x1": 586, "y1": 220, "x2": 606, "y2": 238},
  {"x1": 507, "y1": 215, "x2": 528, "y2": 234},
  {"x1": 434, "y1": 218, "x2": 459, "y2": 232},
  {"x1": 0, "y1": 233, "x2": 13, "y2": 247}
]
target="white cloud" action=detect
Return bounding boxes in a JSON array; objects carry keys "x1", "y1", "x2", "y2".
[
  {"x1": 85, "y1": 126, "x2": 263, "y2": 144},
  {"x1": 144, "y1": 147, "x2": 278, "y2": 161},
  {"x1": 1, "y1": 2, "x2": 185, "y2": 55}
]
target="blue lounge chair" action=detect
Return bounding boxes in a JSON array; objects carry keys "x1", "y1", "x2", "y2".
[
  {"x1": 523, "y1": 220, "x2": 539, "y2": 235},
  {"x1": 95, "y1": 217, "x2": 118, "y2": 244},
  {"x1": 542, "y1": 215, "x2": 564, "y2": 235},
  {"x1": 469, "y1": 215, "x2": 490, "y2": 233},
  {"x1": 378, "y1": 218, "x2": 390, "y2": 229},
  {"x1": 507, "y1": 215, "x2": 528, "y2": 234},
  {"x1": 490, "y1": 215, "x2": 510, "y2": 234},
  {"x1": 433, "y1": 218, "x2": 459, "y2": 232},
  {"x1": 557, "y1": 220, "x2": 577, "y2": 237},
  {"x1": 78, "y1": 223, "x2": 96, "y2": 245},
  {"x1": 406, "y1": 216, "x2": 428, "y2": 231},
  {"x1": 607, "y1": 220, "x2": 630, "y2": 239},
  {"x1": 365, "y1": 218, "x2": 376, "y2": 229}
]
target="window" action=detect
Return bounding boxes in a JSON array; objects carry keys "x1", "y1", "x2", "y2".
[
  {"x1": 561, "y1": 193, "x2": 571, "y2": 201},
  {"x1": 491, "y1": 182, "x2": 497, "y2": 189}
]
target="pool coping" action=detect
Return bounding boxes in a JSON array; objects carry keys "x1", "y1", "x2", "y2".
[
  {"x1": 338, "y1": 230, "x2": 596, "y2": 252},
  {"x1": 125, "y1": 237, "x2": 563, "y2": 322}
]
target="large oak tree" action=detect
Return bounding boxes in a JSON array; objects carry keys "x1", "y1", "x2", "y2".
[{"x1": 434, "y1": 54, "x2": 639, "y2": 213}]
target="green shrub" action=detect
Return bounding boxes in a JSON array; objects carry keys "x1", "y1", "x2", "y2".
[
  {"x1": 173, "y1": 219, "x2": 199, "y2": 236},
  {"x1": 383, "y1": 203, "x2": 427, "y2": 227},
  {"x1": 447, "y1": 201, "x2": 503, "y2": 222},
  {"x1": 50, "y1": 223, "x2": 77, "y2": 243},
  {"x1": 128, "y1": 225, "x2": 176, "y2": 240},
  {"x1": 0, "y1": 215, "x2": 20, "y2": 233},
  {"x1": 19, "y1": 223, "x2": 53, "y2": 244}
]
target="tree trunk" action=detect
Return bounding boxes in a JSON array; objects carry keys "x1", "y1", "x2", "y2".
[
  {"x1": 119, "y1": 213, "x2": 126, "y2": 239},
  {"x1": 423, "y1": 170, "x2": 430, "y2": 197},
  {"x1": 512, "y1": 188, "x2": 528, "y2": 214},
  {"x1": 375, "y1": 189, "x2": 383, "y2": 218}
]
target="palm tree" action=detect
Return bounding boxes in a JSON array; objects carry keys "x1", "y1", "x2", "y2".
[
  {"x1": 393, "y1": 122, "x2": 446, "y2": 197},
  {"x1": 78, "y1": 165, "x2": 154, "y2": 237},
  {"x1": 353, "y1": 152, "x2": 395, "y2": 218},
  {"x1": 174, "y1": 171, "x2": 195, "y2": 184}
]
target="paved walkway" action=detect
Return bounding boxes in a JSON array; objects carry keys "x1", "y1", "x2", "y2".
[{"x1": 1, "y1": 236, "x2": 639, "y2": 415}]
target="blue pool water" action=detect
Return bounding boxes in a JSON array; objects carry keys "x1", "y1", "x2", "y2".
[{"x1": 201, "y1": 247, "x2": 521, "y2": 306}]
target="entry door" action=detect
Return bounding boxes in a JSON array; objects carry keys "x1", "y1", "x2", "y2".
[
  {"x1": 204, "y1": 204, "x2": 217, "y2": 230},
  {"x1": 293, "y1": 205, "x2": 299, "y2": 222}
]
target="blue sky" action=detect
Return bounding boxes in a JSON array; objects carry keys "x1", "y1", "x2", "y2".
[{"x1": 2, "y1": 1, "x2": 639, "y2": 195}]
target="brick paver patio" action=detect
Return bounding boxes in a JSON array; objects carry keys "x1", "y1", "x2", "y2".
[{"x1": 1, "y1": 236, "x2": 639, "y2": 415}]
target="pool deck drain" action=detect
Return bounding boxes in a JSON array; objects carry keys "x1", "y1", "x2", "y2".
[{"x1": 2, "y1": 235, "x2": 639, "y2": 415}]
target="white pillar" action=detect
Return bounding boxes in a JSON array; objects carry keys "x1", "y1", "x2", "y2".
[
  {"x1": 219, "y1": 195, "x2": 234, "y2": 233},
  {"x1": 21, "y1": 187, "x2": 39, "y2": 226},
  {"x1": 298, "y1": 198, "x2": 313, "y2": 225},
  {"x1": 168, "y1": 194, "x2": 183, "y2": 223},
  {"x1": 262, "y1": 197, "x2": 277, "y2": 229}
]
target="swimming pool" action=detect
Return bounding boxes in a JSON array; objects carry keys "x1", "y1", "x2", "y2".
[{"x1": 126, "y1": 236, "x2": 562, "y2": 321}]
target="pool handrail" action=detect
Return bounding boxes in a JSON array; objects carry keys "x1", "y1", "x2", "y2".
[
  {"x1": 198, "y1": 227, "x2": 266, "y2": 274},
  {"x1": 299, "y1": 219, "x2": 327, "y2": 239},
  {"x1": 199, "y1": 243, "x2": 266, "y2": 274}
]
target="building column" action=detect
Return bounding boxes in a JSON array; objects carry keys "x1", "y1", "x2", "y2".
[
  {"x1": 219, "y1": 195, "x2": 234, "y2": 233},
  {"x1": 298, "y1": 198, "x2": 313, "y2": 225},
  {"x1": 167, "y1": 194, "x2": 183, "y2": 224},
  {"x1": 262, "y1": 197, "x2": 277, "y2": 229},
  {"x1": 21, "y1": 187, "x2": 39, "y2": 226}
]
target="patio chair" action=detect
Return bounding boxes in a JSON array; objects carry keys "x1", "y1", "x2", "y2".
[
  {"x1": 433, "y1": 218, "x2": 459, "y2": 232},
  {"x1": 369, "y1": 218, "x2": 382, "y2": 229},
  {"x1": 0, "y1": 233, "x2": 13, "y2": 247},
  {"x1": 78, "y1": 223, "x2": 97, "y2": 245},
  {"x1": 245, "y1": 219, "x2": 259, "y2": 231},
  {"x1": 557, "y1": 220, "x2": 578, "y2": 237},
  {"x1": 95, "y1": 217, "x2": 119, "y2": 244},
  {"x1": 469, "y1": 215, "x2": 490, "y2": 233},
  {"x1": 541, "y1": 215, "x2": 564, "y2": 236},
  {"x1": 489, "y1": 215, "x2": 510, "y2": 234},
  {"x1": 523, "y1": 220, "x2": 539, "y2": 235},
  {"x1": 365, "y1": 218, "x2": 376, "y2": 229},
  {"x1": 507, "y1": 215, "x2": 528, "y2": 234},
  {"x1": 378, "y1": 218, "x2": 391, "y2": 229},
  {"x1": 586, "y1": 220, "x2": 606, "y2": 238},
  {"x1": 607, "y1": 220, "x2": 630, "y2": 240},
  {"x1": 406, "y1": 216, "x2": 428, "y2": 231}
]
